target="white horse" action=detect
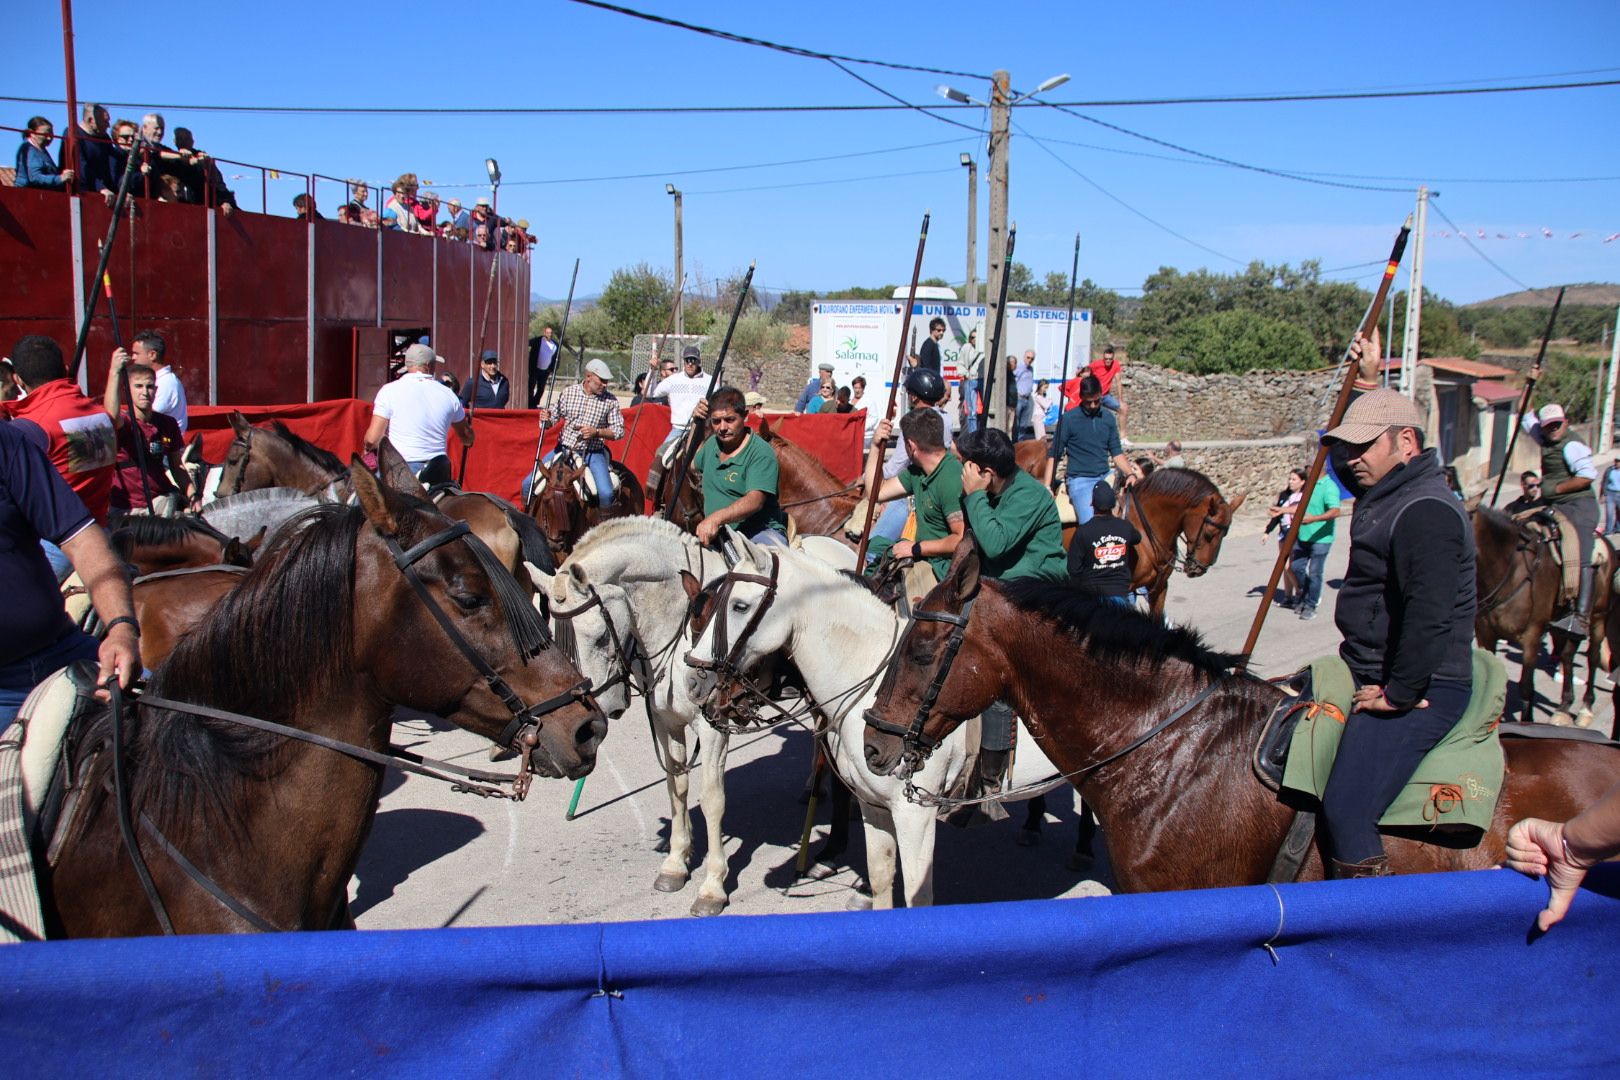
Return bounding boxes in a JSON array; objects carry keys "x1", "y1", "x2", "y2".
[
  {"x1": 683, "y1": 533, "x2": 995, "y2": 908},
  {"x1": 527, "y1": 516, "x2": 739, "y2": 916}
]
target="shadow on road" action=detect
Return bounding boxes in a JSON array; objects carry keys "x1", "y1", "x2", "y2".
[{"x1": 353, "y1": 808, "x2": 486, "y2": 917}]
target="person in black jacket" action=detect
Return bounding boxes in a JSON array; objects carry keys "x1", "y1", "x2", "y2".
[
  {"x1": 1319, "y1": 389, "x2": 1477, "y2": 879},
  {"x1": 461, "y1": 350, "x2": 510, "y2": 409}
]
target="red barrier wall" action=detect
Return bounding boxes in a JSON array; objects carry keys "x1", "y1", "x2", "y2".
[{"x1": 189, "y1": 402, "x2": 865, "y2": 506}]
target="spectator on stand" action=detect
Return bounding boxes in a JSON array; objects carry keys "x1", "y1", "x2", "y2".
[
  {"x1": 103, "y1": 351, "x2": 191, "y2": 517},
  {"x1": 468, "y1": 198, "x2": 496, "y2": 249},
  {"x1": 445, "y1": 197, "x2": 470, "y2": 239},
  {"x1": 911, "y1": 317, "x2": 945, "y2": 374},
  {"x1": 460, "y1": 350, "x2": 510, "y2": 409},
  {"x1": 503, "y1": 234, "x2": 522, "y2": 254},
  {"x1": 336, "y1": 203, "x2": 362, "y2": 224},
  {"x1": 171, "y1": 127, "x2": 236, "y2": 214},
  {"x1": 72, "y1": 104, "x2": 118, "y2": 202},
  {"x1": 958, "y1": 327, "x2": 984, "y2": 432},
  {"x1": 162, "y1": 126, "x2": 209, "y2": 204},
  {"x1": 1089, "y1": 344, "x2": 1129, "y2": 438},
  {"x1": 130, "y1": 331, "x2": 187, "y2": 436},
  {"x1": 138, "y1": 114, "x2": 185, "y2": 201},
  {"x1": 348, "y1": 180, "x2": 380, "y2": 227},
  {"x1": 835, "y1": 386, "x2": 854, "y2": 414},
  {"x1": 109, "y1": 120, "x2": 143, "y2": 189},
  {"x1": 382, "y1": 174, "x2": 428, "y2": 233},
  {"x1": 795, "y1": 362, "x2": 836, "y2": 413},
  {"x1": 292, "y1": 192, "x2": 322, "y2": 220},
  {"x1": 1014, "y1": 350, "x2": 1036, "y2": 441},
  {"x1": 414, "y1": 191, "x2": 440, "y2": 233},
  {"x1": 14, "y1": 116, "x2": 74, "y2": 190}
]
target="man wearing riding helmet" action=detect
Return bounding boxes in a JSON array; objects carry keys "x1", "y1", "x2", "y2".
[
  {"x1": 854, "y1": 366, "x2": 955, "y2": 565},
  {"x1": 1522, "y1": 366, "x2": 1600, "y2": 636}
]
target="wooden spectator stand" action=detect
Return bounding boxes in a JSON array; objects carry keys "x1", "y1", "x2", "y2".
[{"x1": 0, "y1": 161, "x2": 531, "y2": 410}]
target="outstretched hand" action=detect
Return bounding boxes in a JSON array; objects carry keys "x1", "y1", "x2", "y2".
[{"x1": 1506, "y1": 817, "x2": 1591, "y2": 932}]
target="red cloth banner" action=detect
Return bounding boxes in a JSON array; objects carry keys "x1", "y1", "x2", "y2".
[{"x1": 188, "y1": 401, "x2": 863, "y2": 505}]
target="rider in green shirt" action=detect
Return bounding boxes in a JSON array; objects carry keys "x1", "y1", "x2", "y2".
[
  {"x1": 866, "y1": 407, "x2": 965, "y2": 582},
  {"x1": 958, "y1": 426, "x2": 1067, "y2": 583},
  {"x1": 691, "y1": 387, "x2": 788, "y2": 546}
]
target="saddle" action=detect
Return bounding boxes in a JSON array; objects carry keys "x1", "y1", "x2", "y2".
[
  {"x1": 1511, "y1": 506, "x2": 1598, "y2": 604},
  {"x1": 60, "y1": 573, "x2": 94, "y2": 633},
  {"x1": 574, "y1": 461, "x2": 625, "y2": 504},
  {"x1": 416, "y1": 455, "x2": 454, "y2": 488},
  {"x1": 1255, "y1": 649, "x2": 1507, "y2": 837}
]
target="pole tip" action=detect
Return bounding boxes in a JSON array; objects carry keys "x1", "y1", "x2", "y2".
[
  {"x1": 748, "y1": 259, "x2": 757, "y2": 270},
  {"x1": 1402, "y1": 214, "x2": 1414, "y2": 230}
]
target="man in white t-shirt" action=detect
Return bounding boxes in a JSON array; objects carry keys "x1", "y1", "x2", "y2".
[
  {"x1": 363, "y1": 344, "x2": 473, "y2": 476},
  {"x1": 646, "y1": 345, "x2": 711, "y2": 492},
  {"x1": 132, "y1": 331, "x2": 188, "y2": 435}
]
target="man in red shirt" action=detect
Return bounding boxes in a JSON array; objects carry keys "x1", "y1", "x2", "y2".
[
  {"x1": 3, "y1": 336, "x2": 117, "y2": 526},
  {"x1": 1087, "y1": 343, "x2": 1129, "y2": 438},
  {"x1": 103, "y1": 349, "x2": 192, "y2": 516}
]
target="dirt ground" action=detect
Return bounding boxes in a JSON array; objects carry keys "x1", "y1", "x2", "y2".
[{"x1": 352, "y1": 518, "x2": 1613, "y2": 929}]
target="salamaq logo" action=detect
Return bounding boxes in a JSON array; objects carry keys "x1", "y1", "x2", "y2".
[{"x1": 835, "y1": 336, "x2": 880, "y2": 362}]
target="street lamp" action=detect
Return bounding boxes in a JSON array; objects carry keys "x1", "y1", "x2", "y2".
[
  {"x1": 959, "y1": 153, "x2": 978, "y2": 304},
  {"x1": 485, "y1": 157, "x2": 501, "y2": 216},
  {"x1": 666, "y1": 183, "x2": 683, "y2": 336}
]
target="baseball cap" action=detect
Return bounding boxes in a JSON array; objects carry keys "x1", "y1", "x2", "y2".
[
  {"x1": 1321, "y1": 388, "x2": 1426, "y2": 444},
  {"x1": 403, "y1": 343, "x2": 439, "y2": 367},
  {"x1": 682, "y1": 344, "x2": 702, "y2": 361},
  {"x1": 584, "y1": 358, "x2": 613, "y2": 381},
  {"x1": 475, "y1": 197, "x2": 491, "y2": 208},
  {"x1": 1091, "y1": 481, "x2": 1117, "y2": 512},
  {"x1": 1539, "y1": 403, "x2": 1567, "y2": 426},
  {"x1": 744, "y1": 391, "x2": 767, "y2": 408},
  {"x1": 480, "y1": 349, "x2": 499, "y2": 363}
]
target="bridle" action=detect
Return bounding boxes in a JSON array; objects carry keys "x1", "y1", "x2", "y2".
[
  {"x1": 1127, "y1": 487, "x2": 1230, "y2": 576},
  {"x1": 551, "y1": 581, "x2": 648, "y2": 703},
  {"x1": 382, "y1": 519, "x2": 594, "y2": 772},
  {"x1": 862, "y1": 591, "x2": 977, "y2": 758},
  {"x1": 1476, "y1": 517, "x2": 1547, "y2": 616},
  {"x1": 684, "y1": 551, "x2": 781, "y2": 689}
]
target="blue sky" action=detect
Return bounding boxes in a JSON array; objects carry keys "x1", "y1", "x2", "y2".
[{"x1": 10, "y1": 0, "x2": 1619, "y2": 306}]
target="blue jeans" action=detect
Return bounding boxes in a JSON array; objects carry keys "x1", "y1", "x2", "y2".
[
  {"x1": 529, "y1": 449, "x2": 614, "y2": 508},
  {"x1": 1101, "y1": 393, "x2": 1122, "y2": 413},
  {"x1": 1015, "y1": 395, "x2": 1034, "y2": 440},
  {"x1": 1290, "y1": 539, "x2": 1331, "y2": 612},
  {"x1": 1605, "y1": 492, "x2": 1620, "y2": 534},
  {"x1": 961, "y1": 379, "x2": 980, "y2": 432},
  {"x1": 0, "y1": 630, "x2": 101, "y2": 732},
  {"x1": 1066, "y1": 474, "x2": 1110, "y2": 526}
]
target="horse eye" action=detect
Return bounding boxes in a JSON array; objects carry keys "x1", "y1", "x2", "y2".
[
  {"x1": 451, "y1": 592, "x2": 489, "y2": 612},
  {"x1": 730, "y1": 600, "x2": 749, "y2": 614}
]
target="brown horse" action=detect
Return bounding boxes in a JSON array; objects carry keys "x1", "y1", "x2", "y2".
[
  {"x1": 42, "y1": 461, "x2": 605, "y2": 937},
  {"x1": 215, "y1": 412, "x2": 353, "y2": 500},
  {"x1": 526, "y1": 451, "x2": 646, "y2": 563},
  {"x1": 1472, "y1": 506, "x2": 1613, "y2": 726},
  {"x1": 861, "y1": 537, "x2": 1620, "y2": 891},
  {"x1": 110, "y1": 515, "x2": 256, "y2": 576},
  {"x1": 132, "y1": 566, "x2": 249, "y2": 668},
  {"x1": 1118, "y1": 467, "x2": 1245, "y2": 617},
  {"x1": 756, "y1": 419, "x2": 861, "y2": 537}
]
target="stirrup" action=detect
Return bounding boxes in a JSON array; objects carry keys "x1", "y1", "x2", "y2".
[{"x1": 1551, "y1": 612, "x2": 1589, "y2": 637}]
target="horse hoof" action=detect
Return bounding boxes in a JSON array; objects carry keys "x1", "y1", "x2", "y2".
[
  {"x1": 1067, "y1": 852, "x2": 1095, "y2": 873},
  {"x1": 1576, "y1": 709, "x2": 1596, "y2": 728},
  {"x1": 1016, "y1": 829, "x2": 1041, "y2": 848},
  {"x1": 845, "y1": 891, "x2": 874, "y2": 911},
  {"x1": 653, "y1": 872, "x2": 689, "y2": 893},
  {"x1": 1549, "y1": 711, "x2": 1574, "y2": 727},
  {"x1": 689, "y1": 895, "x2": 728, "y2": 918}
]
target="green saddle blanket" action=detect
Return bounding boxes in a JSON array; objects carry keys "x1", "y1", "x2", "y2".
[{"x1": 1280, "y1": 648, "x2": 1506, "y2": 833}]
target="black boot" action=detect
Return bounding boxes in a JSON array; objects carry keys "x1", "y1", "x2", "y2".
[
  {"x1": 978, "y1": 747, "x2": 1009, "y2": 798},
  {"x1": 1330, "y1": 854, "x2": 1391, "y2": 879},
  {"x1": 1552, "y1": 565, "x2": 1595, "y2": 637},
  {"x1": 945, "y1": 749, "x2": 1011, "y2": 829}
]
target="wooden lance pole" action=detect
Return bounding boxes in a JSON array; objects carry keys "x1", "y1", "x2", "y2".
[
  {"x1": 978, "y1": 222, "x2": 1018, "y2": 431},
  {"x1": 99, "y1": 258, "x2": 155, "y2": 512},
  {"x1": 1050, "y1": 232, "x2": 1081, "y2": 489},
  {"x1": 665, "y1": 262, "x2": 756, "y2": 526},
  {"x1": 853, "y1": 212, "x2": 930, "y2": 568},
  {"x1": 1238, "y1": 217, "x2": 1413, "y2": 668},
  {"x1": 524, "y1": 258, "x2": 580, "y2": 515},
  {"x1": 1490, "y1": 286, "x2": 1566, "y2": 507}
]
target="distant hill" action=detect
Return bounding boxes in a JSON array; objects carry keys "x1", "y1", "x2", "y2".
[{"x1": 1467, "y1": 283, "x2": 1620, "y2": 309}]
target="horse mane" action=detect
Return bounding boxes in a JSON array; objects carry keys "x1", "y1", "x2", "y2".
[
  {"x1": 572, "y1": 515, "x2": 696, "y2": 562},
  {"x1": 1140, "y1": 465, "x2": 1219, "y2": 503},
  {"x1": 269, "y1": 421, "x2": 346, "y2": 477},
  {"x1": 111, "y1": 513, "x2": 231, "y2": 555},
  {"x1": 1472, "y1": 504, "x2": 1523, "y2": 541},
  {"x1": 993, "y1": 577, "x2": 1243, "y2": 679}
]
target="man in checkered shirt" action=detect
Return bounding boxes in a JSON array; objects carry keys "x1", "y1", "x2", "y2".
[{"x1": 525, "y1": 358, "x2": 623, "y2": 507}]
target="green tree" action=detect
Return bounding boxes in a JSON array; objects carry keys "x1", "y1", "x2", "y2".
[
  {"x1": 1147, "y1": 309, "x2": 1320, "y2": 374},
  {"x1": 1533, "y1": 350, "x2": 1601, "y2": 423},
  {"x1": 1388, "y1": 290, "x2": 1479, "y2": 360},
  {"x1": 597, "y1": 263, "x2": 673, "y2": 348}
]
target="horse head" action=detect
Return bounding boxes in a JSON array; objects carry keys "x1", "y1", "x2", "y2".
[
  {"x1": 1181, "y1": 491, "x2": 1245, "y2": 577},
  {"x1": 533, "y1": 561, "x2": 640, "y2": 721},
  {"x1": 530, "y1": 457, "x2": 586, "y2": 563}
]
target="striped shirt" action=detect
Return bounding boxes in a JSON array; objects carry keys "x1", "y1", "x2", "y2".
[{"x1": 552, "y1": 384, "x2": 624, "y2": 453}]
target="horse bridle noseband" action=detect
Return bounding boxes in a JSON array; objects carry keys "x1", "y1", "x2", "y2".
[
  {"x1": 684, "y1": 551, "x2": 781, "y2": 687},
  {"x1": 1128, "y1": 488, "x2": 1230, "y2": 576},
  {"x1": 862, "y1": 593, "x2": 977, "y2": 755},
  {"x1": 551, "y1": 582, "x2": 646, "y2": 701},
  {"x1": 384, "y1": 519, "x2": 594, "y2": 772}
]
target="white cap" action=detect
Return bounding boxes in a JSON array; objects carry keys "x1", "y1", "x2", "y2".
[
  {"x1": 1539, "y1": 403, "x2": 1567, "y2": 426},
  {"x1": 585, "y1": 359, "x2": 613, "y2": 382}
]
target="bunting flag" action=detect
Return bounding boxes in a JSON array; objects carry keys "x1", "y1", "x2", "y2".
[
  {"x1": 268, "y1": 169, "x2": 281, "y2": 180},
  {"x1": 1424, "y1": 228, "x2": 1615, "y2": 242}
]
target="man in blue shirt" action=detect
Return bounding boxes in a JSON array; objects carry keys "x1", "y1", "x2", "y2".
[
  {"x1": 1014, "y1": 349, "x2": 1036, "y2": 440},
  {"x1": 0, "y1": 423, "x2": 140, "y2": 729},
  {"x1": 1045, "y1": 374, "x2": 1140, "y2": 525},
  {"x1": 15, "y1": 117, "x2": 74, "y2": 190}
]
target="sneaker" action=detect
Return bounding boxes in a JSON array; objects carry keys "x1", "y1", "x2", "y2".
[
  {"x1": 1277, "y1": 595, "x2": 1297, "y2": 609},
  {"x1": 1298, "y1": 607, "x2": 1317, "y2": 621}
]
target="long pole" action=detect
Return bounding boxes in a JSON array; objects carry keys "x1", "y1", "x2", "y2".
[
  {"x1": 964, "y1": 158, "x2": 978, "y2": 304},
  {"x1": 1238, "y1": 217, "x2": 1413, "y2": 668},
  {"x1": 1602, "y1": 305, "x2": 1620, "y2": 455},
  {"x1": 1048, "y1": 233, "x2": 1081, "y2": 488},
  {"x1": 978, "y1": 222, "x2": 1018, "y2": 429},
  {"x1": 1490, "y1": 286, "x2": 1566, "y2": 506},
  {"x1": 525, "y1": 258, "x2": 580, "y2": 514},
  {"x1": 982, "y1": 70, "x2": 1011, "y2": 434},
  {"x1": 69, "y1": 134, "x2": 143, "y2": 381},
  {"x1": 852, "y1": 213, "x2": 930, "y2": 567},
  {"x1": 665, "y1": 262, "x2": 756, "y2": 526},
  {"x1": 1400, "y1": 186, "x2": 1429, "y2": 394},
  {"x1": 461, "y1": 218, "x2": 504, "y2": 485},
  {"x1": 59, "y1": 0, "x2": 79, "y2": 195},
  {"x1": 100, "y1": 262, "x2": 154, "y2": 512},
  {"x1": 672, "y1": 190, "x2": 684, "y2": 337}
]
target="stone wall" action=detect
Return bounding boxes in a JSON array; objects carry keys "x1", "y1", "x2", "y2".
[{"x1": 1119, "y1": 366, "x2": 1337, "y2": 441}]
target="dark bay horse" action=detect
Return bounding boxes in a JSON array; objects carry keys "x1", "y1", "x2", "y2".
[
  {"x1": 861, "y1": 538, "x2": 1620, "y2": 891},
  {"x1": 43, "y1": 461, "x2": 605, "y2": 937},
  {"x1": 132, "y1": 566, "x2": 249, "y2": 668},
  {"x1": 526, "y1": 452, "x2": 646, "y2": 563},
  {"x1": 756, "y1": 419, "x2": 861, "y2": 538},
  {"x1": 1472, "y1": 506, "x2": 1613, "y2": 726},
  {"x1": 110, "y1": 515, "x2": 255, "y2": 576},
  {"x1": 215, "y1": 412, "x2": 354, "y2": 501}
]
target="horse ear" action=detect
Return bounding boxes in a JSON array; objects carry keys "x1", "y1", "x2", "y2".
[
  {"x1": 1225, "y1": 492, "x2": 1247, "y2": 513},
  {"x1": 350, "y1": 456, "x2": 400, "y2": 534},
  {"x1": 377, "y1": 438, "x2": 429, "y2": 498},
  {"x1": 522, "y1": 561, "x2": 554, "y2": 603},
  {"x1": 758, "y1": 417, "x2": 774, "y2": 441},
  {"x1": 567, "y1": 562, "x2": 590, "y2": 588},
  {"x1": 229, "y1": 410, "x2": 253, "y2": 437},
  {"x1": 946, "y1": 532, "x2": 981, "y2": 603},
  {"x1": 679, "y1": 569, "x2": 702, "y2": 601},
  {"x1": 245, "y1": 525, "x2": 268, "y2": 552},
  {"x1": 183, "y1": 434, "x2": 204, "y2": 465},
  {"x1": 222, "y1": 536, "x2": 251, "y2": 568}
]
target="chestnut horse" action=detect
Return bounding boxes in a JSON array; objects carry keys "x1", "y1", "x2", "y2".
[
  {"x1": 862, "y1": 537, "x2": 1620, "y2": 891},
  {"x1": 1119, "y1": 468, "x2": 1245, "y2": 617},
  {"x1": 42, "y1": 461, "x2": 605, "y2": 937},
  {"x1": 526, "y1": 451, "x2": 646, "y2": 563},
  {"x1": 132, "y1": 566, "x2": 249, "y2": 668},
  {"x1": 110, "y1": 515, "x2": 255, "y2": 576},
  {"x1": 1472, "y1": 506, "x2": 1613, "y2": 726}
]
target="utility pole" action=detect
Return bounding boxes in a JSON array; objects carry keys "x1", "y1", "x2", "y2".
[
  {"x1": 1603, "y1": 305, "x2": 1620, "y2": 454},
  {"x1": 984, "y1": 69, "x2": 1011, "y2": 434},
  {"x1": 1400, "y1": 185, "x2": 1430, "y2": 395},
  {"x1": 666, "y1": 184, "x2": 684, "y2": 336},
  {"x1": 59, "y1": 0, "x2": 79, "y2": 195},
  {"x1": 960, "y1": 153, "x2": 978, "y2": 304}
]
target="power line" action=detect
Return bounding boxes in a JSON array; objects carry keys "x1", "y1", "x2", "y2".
[
  {"x1": 1012, "y1": 122, "x2": 1245, "y2": 266},
  {"x1": 1427, "y1": 202, "x2": 1532, "y2": 292},
  {"x1": 563, "y1": 0, "x2": 992, "y2": 80},
  {"x1": 6, "y1": 76, "x2": 1614, "y2": 117},
  {"x1": 824, "y1": 58, "x2": 984, "y2": 135}
]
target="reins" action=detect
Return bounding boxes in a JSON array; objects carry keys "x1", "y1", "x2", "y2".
[{"x1": 1476, "y1": 524, "x2": 1545, "y2": 616}]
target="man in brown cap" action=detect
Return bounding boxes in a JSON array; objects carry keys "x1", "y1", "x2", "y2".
[
  {"x1": 1317, "y1": 388, "x2": 1477, "y2": 878},
  {"x1": 1520, "y1": 370, "x2": 1600, "y2": 635}
]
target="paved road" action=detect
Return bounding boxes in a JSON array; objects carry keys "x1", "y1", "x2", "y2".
[{"x1": 355, "y1": 520, "x2": 1613, "y2": 929}]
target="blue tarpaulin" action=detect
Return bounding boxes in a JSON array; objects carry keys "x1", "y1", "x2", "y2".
[{"x1": 3, "y1": 867, "x2": 1617, "y2": 1077}]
